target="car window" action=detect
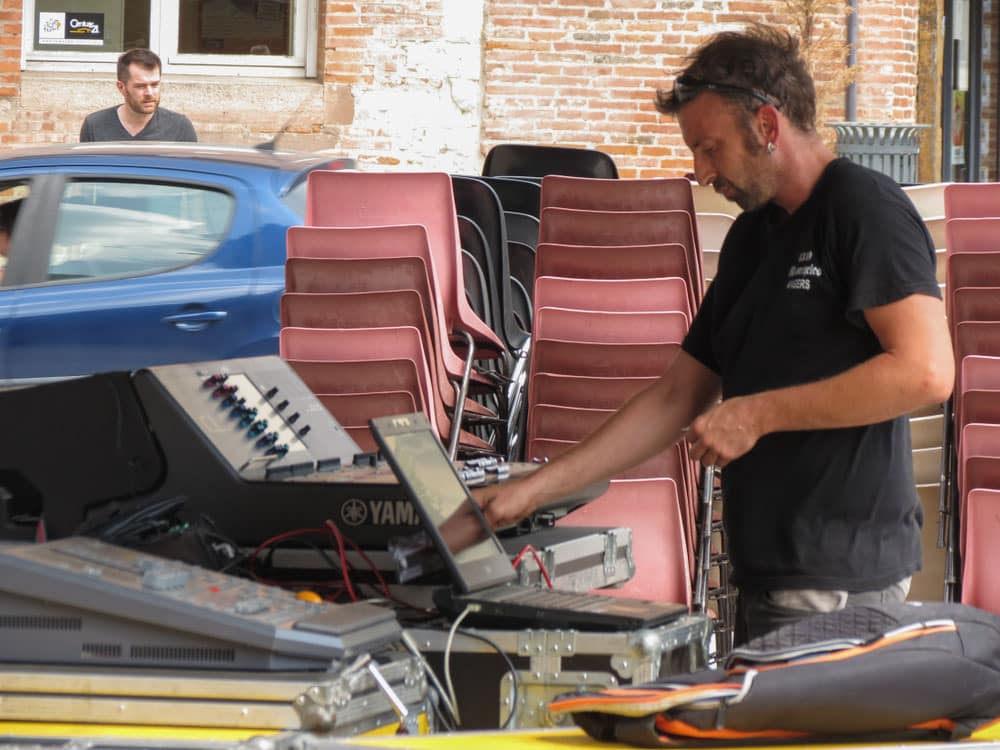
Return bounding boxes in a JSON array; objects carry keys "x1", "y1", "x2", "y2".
[
  {"x1": 47, "y1": 180, "x2": 234, "y2": 281},
  {"x1": 0, "y1": 183, "x2": 29, "y2": 285}
]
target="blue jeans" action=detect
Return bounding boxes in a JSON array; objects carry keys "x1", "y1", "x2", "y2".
[{"x1": 734, "y1": 578, "x2": 912, "y2": 646}]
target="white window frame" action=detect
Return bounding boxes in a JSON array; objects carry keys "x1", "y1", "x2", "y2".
[{"x1": 21, "y1": 0, "x2": 318, "y2": 78}]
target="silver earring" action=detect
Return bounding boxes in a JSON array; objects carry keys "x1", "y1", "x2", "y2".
[{"x1": 767, "y1": 141, "x2": 776, "y2": 154}]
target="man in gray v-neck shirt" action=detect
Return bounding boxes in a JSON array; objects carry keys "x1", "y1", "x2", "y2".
[{"x1": 80, "y1": 49, "x2": 197, "y2": 143}]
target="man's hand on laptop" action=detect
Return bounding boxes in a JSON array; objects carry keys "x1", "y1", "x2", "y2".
[{"x1": 474, "y1": 476, "x2": 543, "y2": 530}]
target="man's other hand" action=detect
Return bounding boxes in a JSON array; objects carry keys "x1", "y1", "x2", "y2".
[{"x1": 685, "y1": 395, "x2": 763, "y2": 468}]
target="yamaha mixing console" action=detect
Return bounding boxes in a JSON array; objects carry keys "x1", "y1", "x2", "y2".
[
  {"x1": 0, "y1": 356, "x2": 532, "y2": 548},
  {"x1": 0, "y1": 357, "x2": 530, "y2": 549}
]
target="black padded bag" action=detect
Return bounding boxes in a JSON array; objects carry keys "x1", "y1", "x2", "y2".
[{"x1": 549, "y1": 602, "x2": 1000, "y2": 746}]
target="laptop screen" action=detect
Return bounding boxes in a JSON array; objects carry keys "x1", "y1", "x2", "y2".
[{"x1": 372, "y1": 416, "x2": 517, "y2": 593}]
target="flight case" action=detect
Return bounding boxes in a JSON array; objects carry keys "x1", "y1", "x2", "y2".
[
  {"x1": 0, "y1": 649, "x2": 432, "y2": 736},
  {"x1": 407, "y1": 612, "x2": 711, "y2": 730}
]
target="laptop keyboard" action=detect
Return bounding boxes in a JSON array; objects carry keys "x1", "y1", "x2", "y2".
[{"x1": 474, "y1": 586, "x2": 617, "y2": 612}]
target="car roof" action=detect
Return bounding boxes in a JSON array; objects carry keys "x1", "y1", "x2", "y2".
[{"x1": 0, "y1": 142, "x2": 354, "y2": 173}]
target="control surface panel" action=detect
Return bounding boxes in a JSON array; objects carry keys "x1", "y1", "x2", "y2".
[
  {"x1": 143, "y1": 356, "x2": 362, "y2": 481},
  {"x1": 0, "y1": 537, "x2": 400, "y2": 669}
]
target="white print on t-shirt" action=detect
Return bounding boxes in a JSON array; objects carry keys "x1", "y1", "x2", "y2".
[{"x1": 786, "y1": 250, "x2": 822, "y2": 291}]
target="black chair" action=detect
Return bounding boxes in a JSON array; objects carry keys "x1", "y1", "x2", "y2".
[
  {"x1": 458, "y1": 216, "x2": 500, "y2": 335},
  {"x1": 452, "y1": 176, "x2": 529, "y2": 352},
  {"x1": 508, "y1": 239, "x2": 536, "y2": 317},
  {"x1": 478, "y1": 176, "x2": 541, "y2": 218},
  {"x1": 505, "y1": 211, "x2": 540, "y2": 250},
  {"x1": 510, "y1": 277, "x2": 533, "y2": 335},
  {"x1": 461, "y1": 248, "x2": 492, "y2": 331},
  {"x1": 482, "y1": 144, "x2": 619, "y2": 179}
]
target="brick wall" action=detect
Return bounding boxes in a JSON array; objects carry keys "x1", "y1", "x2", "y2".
[
  {"x1": 483, "y1": 0, "x2": 921, "y2": 178},
  {"x1": 3, "y1": 0, "x2": 486, "y2": 170},
  {"x1": 0, "y1": 0, "x2": 21, "y2": 146},
  {"x1": 321, "y1": 0, "x2": 485, "y2": 172},
  {"x1": 853, "y1": 0, "x2": 921, "y2": 123},
  {"x1": 0, "y1": 0, "x2": 929, "y2": 177}
]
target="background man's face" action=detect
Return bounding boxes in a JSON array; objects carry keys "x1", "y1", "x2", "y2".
[{"x1": 118, "y1": 64, "x2": 161, "y2": 116}]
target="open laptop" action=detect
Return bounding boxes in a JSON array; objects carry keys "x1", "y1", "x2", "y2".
[{"x1": 369, "y1": 413, "x2": 688, "y2": 631}]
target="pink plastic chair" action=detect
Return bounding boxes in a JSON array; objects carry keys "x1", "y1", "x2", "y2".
[
  {"x1": 954, "y1": 355, "x2": 1000, "y2": 441},
  {"x1": 947, "y1": 253, "x2": 1000, "y2": 322},
  {"x1": 529, "y1": 403, "x2": 612, "y2": 442},
  {"x1": 958, "y1": 422, "x2": 1000, "y2": 557},
  {"x1": 954, "y1": 321, "x2": 1000, "y2": 372},
  {"x1": 945, "y1": 217, "x2": 1000, "y2": 252},
  {"x1": 281, "y1": 288, "x2": 430, "y2": 332},
  {"x1": 534, "y1": 308, "x2": 689, "y2": 345},
  {"x1": 525, "y1": 436, "x2": 682, "y2": 481},
  {"x1": 960, "y1": 487, "x2": 1000, "y2": 614},
  {"x1": 947, "y1": 252, "x2": 1000, "y2": 287},
  {"x1": 951, "y1": 287, "x2": 1000, "y2": 337},
  {"x1": 315, "y1": 392, "x2": 418, "y2": 428},
  {"x1": 286, "y1": 224, "x2": 485, "y2": 384},
  {"x1": 286, "y1": 224, "x2": 435, "y2": 261},
  {"x1": 960, "y1": 391, "x2": 1000, "y2": 433},
  {"x1": 286, "y1": 256, "x2": 430, "y2": 297},
  {"x1": 303, "y1": 172, "x2": 505, "y2": 358},
  {"x1": 539, "y1": 175, "x2": 700, "y2": 291},
  {"x1": 280, "y1": 325, "x2": 434, "y2": 419},
  {"x1": 530, "y1": 339, "x2": 680, "y2": 378},
  {"x1": 960, "y1": 355, "x2": 1000, "y2": 393},
  {"x1": 538, "y1": 207, "x2": 701, "y2": 300},
  {"x1": 280, "y1": 289, "x2": 439, "y2": 394},
  {"x1": 534, "y1": 242, "x2": 696, "y2": 314},
  {"x1": 533, "y1": 276, "x2": 691, "y2": 321},
  {"x1": 944, "y1": 183, "x2": 1000, "y2": 220},
  {"x1": 556, "y1": 477, "x2": 691, "y2": 606},
  {"x1": 284, "y1": 255, "x2": 495, "y2": 420},
  {"x1": 540, "y1": 175, "x2": 695, "y2": 215},
  {"x1": 287, "y1": 358, "x2": 421, "y2": 397},
  {"x1": 280, "y1": 289, "x2": 493, "y2": 432},
  {"x1": 344, "y1": 427, "x2": 379, "y2": 454},
  {"x1": 280, "y1": 326, "x2": 491, "y2": 452},
  {"x1": 530, "y1": 373, "x2": 655, "y2": 411},
  {"x1": 534, "y1": 242, "x2": 690, "y2": 280}
]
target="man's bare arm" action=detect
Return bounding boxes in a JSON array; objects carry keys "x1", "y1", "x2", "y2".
[
  {"x1": 686, "y1": 293, "x2": 954, "y2": 467},
  {"x1": 479, "y1": 350, "x2": 721, "y2": 528}
]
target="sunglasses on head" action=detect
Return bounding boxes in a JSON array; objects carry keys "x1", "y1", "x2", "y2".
[{"x1": 672, "y1": 74, "x2": 780, "y2": 110}]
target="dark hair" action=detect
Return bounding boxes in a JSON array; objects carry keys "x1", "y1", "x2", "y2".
[
  {"x1": 655, "y1": 25, "x2": 817, "y2": 133},
  {"x1": 0, "y1": 199, "x2": 21, "y2": 234},
  {"x1": 117, "y1": 48, "x2": 162, "y2": 84}
]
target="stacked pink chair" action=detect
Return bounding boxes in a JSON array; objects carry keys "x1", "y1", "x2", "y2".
[
  {"x1": 279, "y1": 174, "x2": 507, "y2": 456},
  {"x1": 526, "y1": 175, "x2": 707, "y2": 609},
  {"x1": 942, "y1": 183, "x2": 1000, "y2": 613}
]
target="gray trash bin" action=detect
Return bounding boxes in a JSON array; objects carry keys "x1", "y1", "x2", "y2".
[{"x1": 828, "y1": 122, "x2": 928, "y2": 184}]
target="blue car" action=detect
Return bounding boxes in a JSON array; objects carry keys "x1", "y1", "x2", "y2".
[{"x1": 0, "y1": 143, "x2": 352, "y2": 386}]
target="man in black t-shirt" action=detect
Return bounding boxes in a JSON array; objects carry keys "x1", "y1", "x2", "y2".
[
  {"x1": 80, "y1": 49, "x2": 197, "y2": 143},
  {"x1": 478, "y1": 25, "x2": 954, "y2": 643}
]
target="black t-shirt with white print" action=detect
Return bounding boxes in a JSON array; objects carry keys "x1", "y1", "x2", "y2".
[{"x1": 682, "y1": 158, "x2": 940, "y2": 593}]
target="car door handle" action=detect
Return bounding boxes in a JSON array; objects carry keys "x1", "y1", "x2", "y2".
[{"x1": 162, "y1": 310, "x2": 228, "y2": 331}]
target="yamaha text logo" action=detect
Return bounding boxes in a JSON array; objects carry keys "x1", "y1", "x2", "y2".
[{"x1": 340, "y1": 499, "x2": 420, "y2": 526}]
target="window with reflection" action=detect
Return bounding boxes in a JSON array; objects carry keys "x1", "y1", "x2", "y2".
[
  {"x1": 179, "y1": 0, "x2": 292, "y2": 57},
  {"x1": 48, "y1": 180, "x2": 234, "y2": 281},
  {"x1": 25, "y1": 0, "x2": 308, "y2": 75}
]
